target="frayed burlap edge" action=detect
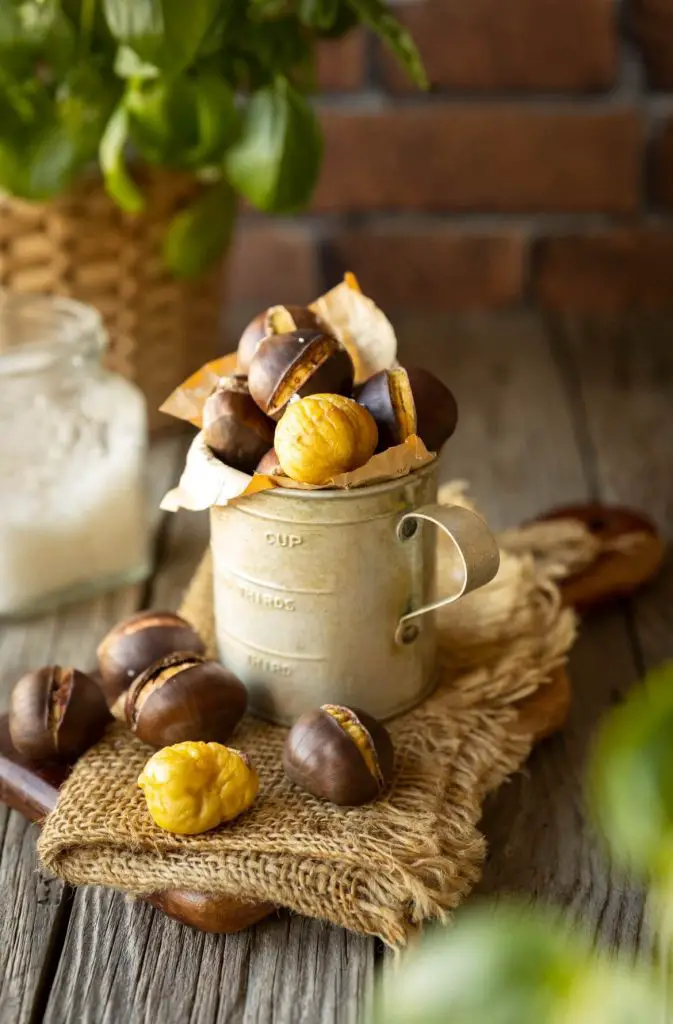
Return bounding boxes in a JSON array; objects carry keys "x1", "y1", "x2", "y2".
[{"x1": 38, "y1": 489, "x2": 580, "y2": 947}]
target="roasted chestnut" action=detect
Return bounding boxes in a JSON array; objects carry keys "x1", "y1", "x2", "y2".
[
  {"x1": 125, "y1": 652, "x2": 247, "y2": 748},
  {"x1": 355, "y1": 367, "x2": 417, "y2": 451},
  {"x1": 405, "y1": 367, "x2": 458, "y2": 453},
  {"x1": 203, "y1": 375, "x2": 275, "y2": 472},
  {"x1": 255, "y1": 448, "x2": 282, "y2": 476},
  {"x1": 356, "y1": 366, "x2": 457, "y2": 454},
  {"x1": 248, "y1": 330, "x2": 354, "y2": 419},
  {"x1": 237, "y1": 305, "x2": 326, "y2": 375},
  {"x1": 283, "y1": 704, "x2": 394, "y2": 805},
  {"x1": 97, "y1": 611, "x2": 206, "y2": 706},
  {"x1": 9, "y1": 666, "x2": 111, "y2": 762}
]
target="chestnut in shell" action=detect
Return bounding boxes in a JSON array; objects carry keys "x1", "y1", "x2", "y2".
[
  {"x1": 356, "y1": 366, "x2": 458, "y2": 454},
  {"x1": 406, "y1": 367, "x2": 458, "y2": 453},
  {"x1": 237, "y1": 305, "x2": 325, "y2": 375},
  {"x1": 255, "y1": 448, "x2": 282, "y2": 476},
  {"x1": 97, "y1": 610, "x2": 206, "y2": 706},
  {"x1": 125, "y1": 652, "x2": 247, "y2": 748},
  {"x1": 202, "y1": 375, "x2": 274, "y2": 473},
  {"x1": 9, "y1": 666, "x2": 111, "y2": 762},
  {"x1": 355, "y1": 367, "x2": 417, "y2": 452},
  {"x1": 283, "y1": 704, "x2": 394, "y2": 806},
  {"x1": 248, "y1": 330, "x2": 354, "y2": 420}
]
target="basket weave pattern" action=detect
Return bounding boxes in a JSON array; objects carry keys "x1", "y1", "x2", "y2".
[{"x1": 0, "y1": 170, "x2": 223, "y2": 430}]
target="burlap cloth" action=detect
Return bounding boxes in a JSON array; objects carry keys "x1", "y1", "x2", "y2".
[{"x1": 38, "y1": 486, "x2": 582, "y2": 947}]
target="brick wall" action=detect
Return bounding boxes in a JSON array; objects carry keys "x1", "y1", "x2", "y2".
[{"x1": 227, "y1": 0, "x2": 673, "y2": 316}]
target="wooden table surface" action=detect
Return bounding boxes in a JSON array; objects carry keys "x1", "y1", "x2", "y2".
[{"x1": 1, "y1": 312, "x2": 670, "y2": 1023}]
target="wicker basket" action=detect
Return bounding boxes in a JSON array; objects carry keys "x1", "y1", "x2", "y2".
[{"x1": 0, "y1": 169, "x2": 224, "y2": 431}]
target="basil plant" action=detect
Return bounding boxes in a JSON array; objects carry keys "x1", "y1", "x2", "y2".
[{"x1": 0, "y1": 0, "x2": 426, "y2": 275}]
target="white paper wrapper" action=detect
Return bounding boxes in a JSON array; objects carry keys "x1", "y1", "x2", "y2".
[{"x1": 161, "y1": 432, "x2": 435, "y2": 511}]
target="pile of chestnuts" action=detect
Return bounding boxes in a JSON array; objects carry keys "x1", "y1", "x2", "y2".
[
  {"x1": 201, "y1": 303, "x2": 458, "y2": 486},
  {"x1": 8, "y1": 608, "x2": 396, "y2": 834}
]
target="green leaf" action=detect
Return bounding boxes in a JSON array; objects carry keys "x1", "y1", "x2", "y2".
[
  {"x1": 114, "y1": 44, "x2": 160, "y2": 79},
  {"x1": 25, "y1": 123, "x2": 78, "y2": 197},
  {"x1": 103, "y1": 0, "x2": 220, "y2": 71},
  {"x1": 590, "y1": 661, "x2": 673, "y2": 881},
  {"x1": 163, "y1": 181, "x2": 236, "y2": 277},
  {"x1": 225, "y1": 78, "x2": 322, "y2": 213},
  {"x1": 126, "y1": 72, "x2": 237, "y2": 169},
  {"x1": 298, "y1": 0, "x2": 339, "y2": 30},
  {"x1": 99, "y1": 103, "x2": 144, "y2": 212},
  {"x1": 346, "y1": 0, "x2": 427, "y2": 88},
  {"x1": 0, "y1": 0, "x2": 76, "y2": 76},
  {"x1": 374, "y1": 904, "x2": 662, "y2": 1024}
]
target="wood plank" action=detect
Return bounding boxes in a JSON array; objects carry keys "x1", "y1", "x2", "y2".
[
  {"x1": 418, "y1": 314, "x2": 653, "y2": 953},
  {"x1": 0, "y1": 438, "x2": 184, "y2": 1024},
  {"x1": 47, "y1": 490, "x2": 375, "y2": 1023}
]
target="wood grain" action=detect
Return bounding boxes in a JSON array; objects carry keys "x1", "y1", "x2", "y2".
[
  {"x1": 0, "y1": 438, "x2": 185, "y2": 1024},
  {"x1": 4, "y1": 313, "x2": 671, "y2": 1021}
]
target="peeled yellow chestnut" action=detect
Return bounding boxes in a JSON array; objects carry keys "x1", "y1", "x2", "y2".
[
  {"x1": 283, "y1": 704, "x2": 394, "y2": 805},
  {"x1": 248, "y1": 330, "x2": 354, "y2": 420},
  {"x1": 125, "y1": 652, "x2": 247, "y2": 748},
  {"x1": 275, "y1": 394, "x2": 378, "y2": 485},
  {"x1": 202, "y1": 375, "x2": 275, "y2": 472},
  {"x1": 237, "y1": 304, "x2": 326, "y2": 374},
  {"x1": 355, "y1": 367, "x2": 417, "y2": 451},
  {"x1": 97, "y1": 610, "x2": 206, "y2": 706},
  {"x1": 255, "y1": 447, "x2": 282, "y2": 476},
  {"x1": 405, "y1": 367, "x2": 458, "y2": 453},
  {"x1": 9, "y1": 666, "x2": 111, "y2": 762}
]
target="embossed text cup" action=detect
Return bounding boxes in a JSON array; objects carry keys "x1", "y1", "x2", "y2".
[{"x1": 210, "y1": 462, "x2": 499, "y2": 725}]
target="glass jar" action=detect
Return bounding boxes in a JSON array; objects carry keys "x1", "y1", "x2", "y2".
[{"x1": 0, "y1": 293, "x2": 150, "y2": 618}]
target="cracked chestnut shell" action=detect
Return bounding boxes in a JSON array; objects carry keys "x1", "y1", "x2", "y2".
[
  {"x1": 255, "y1": 447, "x2": 282, "y2": 476},
  {"x1": 9, "y1": 666, "x2": 111, "y2": 762},
  {"x1": 97, "y1": 611, "x2": 206, "y2": 706},
  {"x1": 357, "y1": 366, "x2": 458, "y2": 454},
  {"x1": 237, "y1": 305, "x2": 325, "y2": 375},
  {"x1": 405, "y1": 367, "x2": 458, "y2": 453},
  {"x1": 125, "y1": 652, "x2": 248, "y2": 748},
  {"x1": 283, "y1": 704, "x2": 394, "y2": 806},
  {"x1": 355, "y1": 367, "x2": 417, "y2": 451},
  {"x1": 248, "y1": 330, "x2": 354, "y2": 420},
  {"x1": 203, "y1": 375, "x2": 275, "y2": 472}
]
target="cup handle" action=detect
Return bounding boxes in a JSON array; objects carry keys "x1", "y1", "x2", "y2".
[{"x1": 395, "y1": 504, "x2": 500, "y2": 644}]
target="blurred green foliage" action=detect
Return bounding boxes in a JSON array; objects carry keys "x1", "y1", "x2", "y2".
[
  {"x1": 0, "y1": 0, "x2": 426, "y2": 275},
  {"x1": 373, "y1": 662, "x2": 673, "y2": 1023}
]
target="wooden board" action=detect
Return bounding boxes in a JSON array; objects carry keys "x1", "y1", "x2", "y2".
[{"x1": 2, "y1": 311, "x2": 669, "y2": 1023}]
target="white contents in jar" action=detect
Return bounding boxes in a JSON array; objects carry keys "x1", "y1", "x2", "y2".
[{"x1": 0, "y1": 373, "x2": 148, "y2": 616}]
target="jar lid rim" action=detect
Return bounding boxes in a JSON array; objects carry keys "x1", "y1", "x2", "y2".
[{"x1": 0, "y1": 293, "x2": 105, "y2": 376}]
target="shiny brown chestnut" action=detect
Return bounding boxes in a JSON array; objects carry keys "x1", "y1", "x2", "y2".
[
  {"x1": 283, "y1": 704, "x2": 394, "y2": 806},
  {"x1": 248, "y1": 330, "x2": 354, "y2": 420},
  {"x1": 97, "y1": 611, "x2": 206, "y2": 706},
  {"x1": 355, "y1": 367, "x2": 417, "y2": 451},
  {"x1": 203, "y1": 375, "x2": 275, "y2": 472},
  {"x1": 125, "y1": 652, "x2": 247, "y2": 748},
  {"x1": 237, "y1": 305, "x2": 325, "y2": 375},
  {"x1": 405, "y1": 366, "x2": 458, "y2": 453},
  {"x1": 255, "y1": 448, "x2": 282, "y2": 476},
  {"x1": 9, "y1": 666, "x2": 111, "y2": 762}
]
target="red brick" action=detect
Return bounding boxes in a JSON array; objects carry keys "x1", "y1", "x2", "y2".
[
  {"x1": 634, "y1": 0, "x2": 673, "y2": 88},
  {"x1": 226, "y1": 222, "x2": 319, "y2": 306},
  {"x1": 313, "y1": 107, "x2": 641, "y2": 214},
  {"x1": 652, "y1": 117, "x2": 673, "y2": 207},
  {"x1": 316, "y1": 30, "x2": 365, "y2": 91},
  {"x1": 381, "y1": 0, "x2": 617, "y2": 92},
  {"x1": 535, "y1": 231, "x2": 673, "y2": 310},
  {"x1": 329, "y1": 228, "x2": 525, "y2": 309}
]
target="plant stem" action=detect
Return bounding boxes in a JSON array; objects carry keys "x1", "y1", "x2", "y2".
[{"x1": 80, "y1": 0, "x2": 96, "y2": 52}]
